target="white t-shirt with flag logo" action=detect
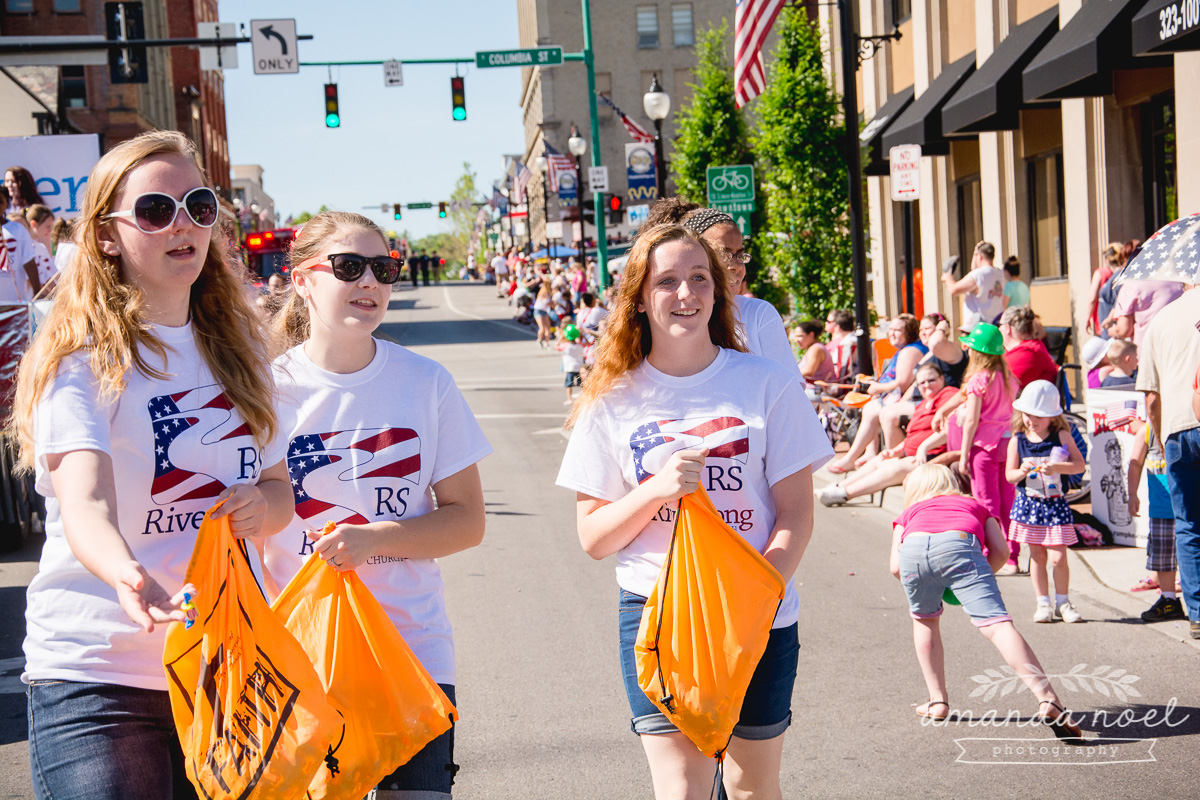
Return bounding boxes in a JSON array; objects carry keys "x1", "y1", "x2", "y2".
[
  {"x1": 733, "y1": 294, "x2": 805, "y2": 388},
  {"x1": 263, "y1": 340, "x2": 492, "y2": 685},
  {"x1": 556, "y1": 348, "x2": 833, "y2": 628},
  {"x1": 24, "y1": 322, "x2": 284, "y2": 689}
]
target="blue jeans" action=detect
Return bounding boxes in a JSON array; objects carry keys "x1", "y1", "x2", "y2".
[
  {"x1": 373, "y1": 684, "x2": 457, "y2": 797},
  {"x1": 28, "y1": 680, "x2": 196, "y2": 800},
  {"x1": 618, "y1": 590, "x2": 797, "y2": 740},
  {"x1": 1165, "y1": 428, "x2": 1200, "y2": 621}
]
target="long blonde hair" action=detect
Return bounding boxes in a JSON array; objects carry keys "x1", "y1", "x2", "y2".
[
  {"x1": 11, "y1": 130, "x2": 276, "y2": 470},
  {"x1": 960, "y1": 348, "x2": 1016, "y2": 400},
  {"x1": 269, "y1": 211, "x2": 388, "y2": 356},
  {"x1": 568, "y1": 223, "x2": 743, "y2": 426}
]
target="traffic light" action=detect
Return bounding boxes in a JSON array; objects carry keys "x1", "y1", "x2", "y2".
[
  {"x1": 450, "y1": 76, "x2": 466, "y2": 121},
  {"x1": 608, "y1": 195, "x2": 624, "y2": 225},
  {"x1": 438, "y1": 201, "x2": 447, "y2": 218},
  {"x1": 324, "y1": 83, "x2": 340, "y2": 128},
  {"x1": 393, "y1": 203, "x2": 402, "y2": 221},
  {"x1": 581, "y1": 199, "x2": 595, "y2": 226}
]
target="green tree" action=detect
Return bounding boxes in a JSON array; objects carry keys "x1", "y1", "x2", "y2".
[
  {"x1": 442, "y1": 161, "x2": 480, "y2": 266},
  {"x1": 753, "y1": 6, "x2": 853, "y2": 320},
  {"x1": 670, "y1": 21, "x2": 752, "y2": 205}
]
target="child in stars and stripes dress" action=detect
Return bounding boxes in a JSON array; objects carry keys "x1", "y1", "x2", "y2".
[{"x1": 1005, "y1": 380, "x2": 1087, "y2": 624}]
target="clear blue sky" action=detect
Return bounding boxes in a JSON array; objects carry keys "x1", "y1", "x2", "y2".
[{"x1": 218, "y1": 1, "x2": 526, "y2": 241}]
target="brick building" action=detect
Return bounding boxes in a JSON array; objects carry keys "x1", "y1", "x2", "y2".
[{"x1": 165, "y1": 0, "x2": 228, "y2": 192}]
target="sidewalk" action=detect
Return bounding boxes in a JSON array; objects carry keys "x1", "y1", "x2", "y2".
[{"x1": 812, "y1": 465, "x2": 1200, "y2": 652}]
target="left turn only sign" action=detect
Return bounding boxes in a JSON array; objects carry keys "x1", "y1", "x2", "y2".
[{"x1": 251, "y1": 19, "x2": 299, "y2": 75}]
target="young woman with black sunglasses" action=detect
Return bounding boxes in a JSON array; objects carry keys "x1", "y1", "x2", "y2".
[{"x1": 264, "y1": 211, "x2": 491, "y2": 798}]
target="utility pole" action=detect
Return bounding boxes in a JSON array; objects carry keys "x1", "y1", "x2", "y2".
[
  {"x1": 839, "y1": 0, "x2": 873, "y2": 378},
  {"x1": 580, "y1": 0, "x2": 609, "y2": 290}
]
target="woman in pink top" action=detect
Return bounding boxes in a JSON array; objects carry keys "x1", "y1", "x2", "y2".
[
  {"x1": 954, "y1": 323, "x2": 1020, "y2": 571},
  {"x1": 793, "y1": 320, "x2": 837, "y2": 383}
]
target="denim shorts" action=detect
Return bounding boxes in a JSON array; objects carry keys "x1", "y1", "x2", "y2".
[
  {"x1": 618, "y1": 589, "x2": 798, "y2": 740},
  {"x1": 532, "y1": 308, "x2": 551, "y2": 319},
  {"x1": 564, "y1": 371, "x2": 581, "y2": 388},
  {"x1": 372, "y1": 684, "x2": 457, "y2": 797},
  {"x1": 28, "y1": 680, "x2": 196, "y2": 800},
  {"x1": 899, "y1": 531, "x2": 1012, "y2": 627}
]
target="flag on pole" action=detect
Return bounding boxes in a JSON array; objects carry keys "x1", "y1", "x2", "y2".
[
  {"x1": 596, "y1": 93, "x2": 655, "y2": 144},
  {"x1": 543, "y1": 143, "x2": 577, "y2": 193},
  {"x1": 735, "y1": 0, "x2": 786, "y2": 108},
  {"x1": 513, "y1": 162, "x2": 532, "y2": 205}
]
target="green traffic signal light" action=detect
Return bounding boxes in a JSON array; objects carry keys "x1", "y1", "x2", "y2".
[
  {"x1": 450, "y1": 77, "x2": 466, "y2": 122},
  {"x1": 324, "y1": 83, "x2": 340, "y2": 128},
  {"x1": 393, "y1": 203, "x2": 402, "y2": 221},
  {"x1": 438, "y1": 202, "x2": 447, "y2": 218}
]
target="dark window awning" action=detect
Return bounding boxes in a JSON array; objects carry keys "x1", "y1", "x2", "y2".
[
  {"x1": 860, "y1": 86, "x2": 915, "y2": 176},
  {"x1": 881, "y1": 53, "x2": 976, "y2": 156},
  {"x1": 1023, "y1": 0, "x2": 1173, "y2": 101},
  {"x1": 1133, "y1": 1, "x2": 1200, "y2": 55},
  {"x1": 941, "y1": 8, "x2": 1060, "y2": 135}
]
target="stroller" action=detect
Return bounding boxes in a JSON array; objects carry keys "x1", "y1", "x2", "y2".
[
  {"x1": 810, "y1": 340, "x2": 868, "y2": 448},
  {"x1": 514, "y1": 293, "x2": 534, "y2": 326}
]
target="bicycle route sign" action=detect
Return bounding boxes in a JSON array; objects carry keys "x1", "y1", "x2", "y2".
[{"x1": 707, "y1": 164, "x2": 755, "y2": 205}]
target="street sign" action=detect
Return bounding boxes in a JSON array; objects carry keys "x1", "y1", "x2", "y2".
[
  {"x1": 889, "y1": 144, "x2": 922, "y2": 201},
  {"x1": 628, "y1": 203, "x2": 650, "y2": 227},
  {"x1": 251, "y1": 18, "x2": 298, "y2": 74},
  {"x1": 475, "y1": 46, "x2": 563, "y2": 68},
  {"x1": 383, "y1": 59, "x2": 403, "y2": 87},
  {"x1": 728, "y1": 210, "x2": 752, "y2": 237},
  {"x1": 197, "y1": 22, "x2": 237, "y2": 70},
  {"x1": 407, "y1": 202, "x2": 433, "y2": 209},
  {"x1": 588, "y1": 166, "x2": 609, "y2": 194},
  {"x1": 380, "y1": 203, "x2": 389, "y2": 213},
  {"x1": 706, "y1": 164, "x2": 755, "y2": 205},
  {"x1": 545, "y1": 221, "x2": 564, "y2": 240}
]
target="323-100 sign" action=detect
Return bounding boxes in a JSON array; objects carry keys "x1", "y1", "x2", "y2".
[{"x1": 1159, "y1": 0, "x2": 1200, "y2": 40}]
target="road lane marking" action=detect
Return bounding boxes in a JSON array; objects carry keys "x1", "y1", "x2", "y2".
[{"x1": 442, "y1": 287, "x2": 536, "y2": 338}]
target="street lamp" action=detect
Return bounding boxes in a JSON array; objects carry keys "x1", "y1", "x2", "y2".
[
  {"x1": 534, "y1": 154, "x2": 550, "y2": 255},
  {"x1": 568, "y1": 125, "x2": 588, "y2": 250},
  {"x1": 643, "y1": 74, "x2": 671, "y2": 200}
]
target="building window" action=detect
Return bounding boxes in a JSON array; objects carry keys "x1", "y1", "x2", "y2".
[
  {"x1": 637, "y1": 5, "x2": 659, "y2": 49},
  {"x1": 1142, "y1": 92, "x2": 1177, "y2": 235},
  {"x1": 1026, "y1": 152, "x2": 1067, "y2": 279},
  {"x1": 672, "y1": 4, "x2": 694, "y2": 46},
  {"x1": 884, "y1": 0, "x2": 912, "y2": 28},
  {"x1": 956, "y1": 175, "x2": 983, "y2": 271},
  {"x1": 54, "y1": 0, "x2": 83, "y2": 11},
  {"x1": 6, "y1": 0, "x2": 34, "y2": 11},
  {"x1": 61, "y1": 66, "x2": 87, "y2": 108}
]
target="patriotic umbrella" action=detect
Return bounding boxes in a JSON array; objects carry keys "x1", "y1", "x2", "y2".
[{"x1": 1113, "y1": 212, "x2": 1200, "y2": 286}]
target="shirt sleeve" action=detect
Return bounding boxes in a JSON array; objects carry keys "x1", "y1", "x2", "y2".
[
  {"x1": 1112, "y1": 284, "x2": 1137, "y2": 317},
  {"x1": 1136, "y1": 328, "x2": 1160, "y2": 394},
  {"x1": 965, "y1": 370, "x2": 990, "y2": 397},
  {"x1": 429, "y1": 368, "x2": 493, "y2": 485},
  {"x1": 556, "y1": 402, "x2": 629, "y2": 502},
  {"x1": 763, "y1": 371, "x2": 835, "y2": 484},
  {"x1": 33, "y1": 357, "x2": 114, "y2": 496},
  {"x1": 752, "y1": 303, "x2": 807, "y2": 387}
]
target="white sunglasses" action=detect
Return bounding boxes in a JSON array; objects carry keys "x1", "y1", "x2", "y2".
[{"x1": 105, "y1": 187, "x2": 219, "y2": 233}]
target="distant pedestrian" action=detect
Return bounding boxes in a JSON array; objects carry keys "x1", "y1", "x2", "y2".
[
  {"x1": 1001, "y1": 256, "x2": 1029, "y2": 310},
  {"x1": 890, "y1": 464, "x2": 1084, "y2": 742},
  {"x1": 4, "y1": 165, "x2": 43, "y2": 212},
  {"x1": 942, "y1": 241, "x2": 1005, "y2": 329},
  {"x1": 1126, "y1": 418, "x2": 1185, "y2": 623},
  {"x1": 0, "y1": 186, "x2": 40, "y2": 299},
  {"x1": 999, "y1": 306, "x2": 1057, "y2": 390}
]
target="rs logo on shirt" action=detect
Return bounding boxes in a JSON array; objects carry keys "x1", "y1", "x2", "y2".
[
  {"x1": 630, "y1": 416, "x2": 749, "y2": 483},
  {"x1": 143, "y1": 384, "x2": 260, "y2": 535},
  {"x1": 287, "y1": 428, "x2": 422, "y2": 532}
]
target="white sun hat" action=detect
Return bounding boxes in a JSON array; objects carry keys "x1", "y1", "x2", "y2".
[
  {"x1": 1080, "y1": 336, "x2": 1108, "y2": 371},
  {"x1": 1012, "y1": 379, "x2": 1063, "y2": 418}
]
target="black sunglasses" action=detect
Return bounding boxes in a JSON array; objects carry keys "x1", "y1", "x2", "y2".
[{"x1": 316, "y1": 253, "x2": 402, "y2": 284}]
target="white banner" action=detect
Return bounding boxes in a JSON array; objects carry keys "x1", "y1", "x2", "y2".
[
  {"x1": 1086, "y1": 388, "x2": 1149, "y2": 547},
  {"x1": 0, "y1": 134, "x2": 100, "y2": 219},
  {"x1": 545, "y1": 221, "x2": 563, "y2": 240}
]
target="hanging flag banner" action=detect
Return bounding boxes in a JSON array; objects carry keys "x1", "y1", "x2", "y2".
[
  {"x1": 557, "y1": 170, "x2": 578, "y2": 205},
  {"x1": 626, "y1": 143, "x2": 658, "y2": 203}
]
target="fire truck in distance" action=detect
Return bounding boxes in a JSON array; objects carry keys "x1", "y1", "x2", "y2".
[{"x1": 242, "y1": 227, "x2": 301, "y2": 279}]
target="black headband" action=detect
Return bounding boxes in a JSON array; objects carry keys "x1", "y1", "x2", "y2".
[{"x1": 681, "y1": 208, "x2": 735, "y2": 236}]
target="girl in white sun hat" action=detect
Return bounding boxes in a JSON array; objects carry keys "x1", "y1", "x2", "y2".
[{"x1": 1004, "y1": 379, "x2": 1086, "y2": 623}]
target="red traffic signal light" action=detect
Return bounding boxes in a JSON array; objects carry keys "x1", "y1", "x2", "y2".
[{"x1": 609, "y1": 196, "x2": 623, "y2": 212}]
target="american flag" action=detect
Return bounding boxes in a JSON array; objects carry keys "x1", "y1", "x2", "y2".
[
  {"x1": 148, "y1": 385, "x2": 250, "y2": 504},
  {"x1": 629, "y1": 416, "x2": 749, "y2": 483},
  {"x1": 287, "y1": 428, "x2": 421, "y2": 525},
  {"x1": 1117, "y1": 212, "x2": 1200, "y2": 286},
  {"x1": 543, "y1": 143, "x2": 577, "y2": 193},
  {"x1": 735, "y1": 0, "x2": 787, "y2": 108},
  {"x1": 596, "y1": 93, "x2": 655, "y2": 144},
  {"x1": 1104, "y1": 400, "x2": 1139, "y2": 430},
  {"x1": 512, "y1": 162, "x2": 532, "y2": 205}
]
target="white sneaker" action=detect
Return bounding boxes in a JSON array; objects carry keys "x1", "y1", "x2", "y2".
[
  {"x1": 817, "y1": 486, "x2": 848, "y2": 507},
  {"x1": 1033, "y1": 604, "x2": 1054, "y2": 623},
  {"x1": 1055, "y1": 601, "x2": 1084, "y2": 623}
]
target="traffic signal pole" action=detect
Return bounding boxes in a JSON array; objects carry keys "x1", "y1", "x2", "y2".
[
  {"x1": 838, "y1": 0, "x2": 873, "y2": 378},
  {"x1": 579, "y1": 0, "x2": 609, "y2": 291}
]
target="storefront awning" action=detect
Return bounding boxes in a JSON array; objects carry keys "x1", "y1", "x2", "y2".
[
  {"x1": 1023, "y1": 0, "x2": 1172, "y2": 101},
  {"x1": 1132, "y1": 1, "x2": 1200, "y2": 55},
  {"x1": 860, "y1": 86, "x2": 915, "y2": 176},
  {"x1": 941, "y1": 8, "x2": 1060, "y2": 135},
  {"x1": 881, "y1": 53, "x2": 976, "y2": 156}
]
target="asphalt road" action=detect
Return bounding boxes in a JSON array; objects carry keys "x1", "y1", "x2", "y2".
[{"x1": 0, "y1": 281, "x2": 1197, "y2": 799}]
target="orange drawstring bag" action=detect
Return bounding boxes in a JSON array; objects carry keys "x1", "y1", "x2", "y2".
[
  {"x1": 162, "y1": 504, "x2": 341, "y2": 800},
  {"x1": 271, "y1": 553, "x2": 458, "y2": 800},
  {"x1": 634, "y1": 486, "x2": 786, "y2": 758}
]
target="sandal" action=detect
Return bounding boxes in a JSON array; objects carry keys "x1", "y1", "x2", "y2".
[
  {"x1": 1130, "y1": 576, "x2": 1159, "y2": 592},
  {"x1": 1037, "y1": 700, "x2": 1085, "y2": 744},
  {"x1": 915, "y1": 700, "x2": 949, "y2": 721}
]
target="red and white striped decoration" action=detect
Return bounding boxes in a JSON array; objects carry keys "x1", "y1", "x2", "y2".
[{"x1": 735, "y1": 0, "x2": 787, "y2": 108}]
